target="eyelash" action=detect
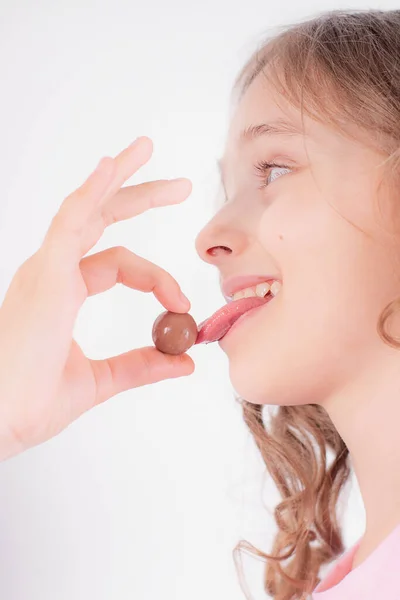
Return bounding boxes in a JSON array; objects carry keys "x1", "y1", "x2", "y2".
[{"x1": 253, "y1": 160, "x2": 292, "y2": 189}]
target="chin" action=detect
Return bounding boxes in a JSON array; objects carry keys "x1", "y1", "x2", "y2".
[
  {"x1": 226, "y1": 345, "x2": 320, "y2": 407},
  {"x1": 220, "y1": 296, "x2": 335, "y2": 407},
  {"x1": 228, "y1": 357, "x2": 279, "y2": 405}
]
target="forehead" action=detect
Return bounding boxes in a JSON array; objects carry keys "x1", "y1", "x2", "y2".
[
  {"x1": 228, "y1": 74, "x2": 307, "y2": 139},
  {"x1": 218, "y1": 72, "x2": 357, "y2": 179},
  {"x1": 217, "y1": 74, "x2": 314, "y2": 177}
]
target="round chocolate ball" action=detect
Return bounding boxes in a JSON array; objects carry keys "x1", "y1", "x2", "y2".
[{"x1": 152, "y1": 311, "x2": 198, "y2": 355}]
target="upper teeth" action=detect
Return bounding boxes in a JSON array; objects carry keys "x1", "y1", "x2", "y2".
[{"x1": 230, "y1": 280, "x2": 282, "y2": 302}]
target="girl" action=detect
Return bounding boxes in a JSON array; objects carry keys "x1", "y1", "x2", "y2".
[{"x1": 0, "y1": 7, "x2": 399, "y2": 600}]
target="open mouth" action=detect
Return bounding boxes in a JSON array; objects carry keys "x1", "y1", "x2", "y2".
[{"x1": 195, "y1": 291, "x2": 276, "y2": 345}]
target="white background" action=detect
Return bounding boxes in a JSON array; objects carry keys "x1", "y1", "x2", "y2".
[{"x1": 0, "y1": 0, "x2": 391, "y2": 598}]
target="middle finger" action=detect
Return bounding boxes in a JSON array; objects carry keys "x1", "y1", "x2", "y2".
[{"x1": 100, "y1": 178, "x2": 193, "y2": 227}]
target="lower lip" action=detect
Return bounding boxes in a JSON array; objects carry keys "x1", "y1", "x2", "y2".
[{"x1": 218, "y1": 295, "x2": 276, "y2": 346}]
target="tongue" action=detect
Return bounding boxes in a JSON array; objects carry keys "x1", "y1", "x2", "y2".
[{"x1": 195, "y1": 295, "x2": 271, "y2": 344}]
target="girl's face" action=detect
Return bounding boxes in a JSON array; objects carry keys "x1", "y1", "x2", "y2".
[{"x1": 195, "y1": 72, "x2": 400, "y2": 406}]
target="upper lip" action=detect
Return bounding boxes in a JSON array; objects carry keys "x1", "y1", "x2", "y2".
[{"x1": 221, "y1": 274, "x2": 282, "y2": 301}]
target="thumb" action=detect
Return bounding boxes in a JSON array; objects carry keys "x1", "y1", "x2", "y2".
[{"x1": 89, "y1": 346, "x2": 195, "y2": 405}]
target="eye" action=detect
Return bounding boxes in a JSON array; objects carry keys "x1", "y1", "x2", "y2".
[{"x1": 253, "y1": 160, "x2": 292, "y2": 189}]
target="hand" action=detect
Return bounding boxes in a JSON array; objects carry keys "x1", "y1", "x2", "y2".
[{"x1": 0, "y1": 136, "x2": 195, "y2": 461}]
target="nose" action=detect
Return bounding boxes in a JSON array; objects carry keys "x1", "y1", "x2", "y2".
[{"x1": 195, "y1": 216, "x2": 249, "y2": 266}]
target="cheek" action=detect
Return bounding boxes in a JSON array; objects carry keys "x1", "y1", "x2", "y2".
[
  {"x1": 255, "y1": 189, "x2": 333, "y2": 273},
  {"x1": 255, "y1": 188, "x2": 384, "y2": 318}
]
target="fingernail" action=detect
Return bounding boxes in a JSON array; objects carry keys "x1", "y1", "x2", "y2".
[
  {"x1": 180, "y1": 291, "x2": 190, "y2": 306},
  {"x1": 171, "y1": 178, "x2": 191, "y2": 185}
]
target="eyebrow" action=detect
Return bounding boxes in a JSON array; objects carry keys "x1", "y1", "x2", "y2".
[
  {"x1": 241, "y1": 120, "x2": 305, "y2": 141},
  {"x1": 217, "y1": 120, "x2": 306, "y2": 178}
]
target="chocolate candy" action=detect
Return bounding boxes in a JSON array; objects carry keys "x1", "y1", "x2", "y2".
[{"x1": 152, "y1": 311, "x2": 198, "y2": 355}]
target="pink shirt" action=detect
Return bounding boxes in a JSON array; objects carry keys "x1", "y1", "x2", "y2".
[{"x1": 312, "y1": 522, "x2": 400, "y2": 598}]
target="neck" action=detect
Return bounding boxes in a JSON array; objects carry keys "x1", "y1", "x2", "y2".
[{"x1": 323, "y1": 350, "x2": 400, "y2": 569}]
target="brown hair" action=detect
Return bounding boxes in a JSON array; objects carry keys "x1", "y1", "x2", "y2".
[{"x1": 228, "y1": 8, "x2": 400, "y2": 599}]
